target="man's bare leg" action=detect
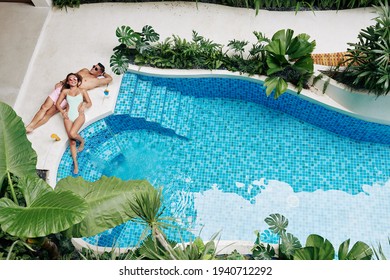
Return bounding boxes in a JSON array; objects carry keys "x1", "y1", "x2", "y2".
[
  {"x1": 25, "y1": 97, "x2": 54, "y2": 133},
  {"x1": 33, "y1": 106, "x2": 59, "y2": 130}
]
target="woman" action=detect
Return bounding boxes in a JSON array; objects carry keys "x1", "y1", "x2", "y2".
[
  {"x1": 56, "y1": 73, "x2": 92, "y2": 174},
  {"x1": 25, "y1": 62, "x2": 112, "y2": 133},
  {"x1": 25, "y1": 81, "x2": 66, "y2": 133}
]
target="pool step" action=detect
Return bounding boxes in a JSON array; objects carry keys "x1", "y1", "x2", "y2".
[
  {"x1": 161, "y1": 90, "x2": 181, "y2": 132},
  {"x1": 146, "y1": 86, "x2": 167, "y2": 124},
  {"x1": 115, "y1": 74, "x2": 195, "y2": 138},
  {"x1": 114, "y1": 74, "x2": 138, "y2": 114},
  {"x1": 129, "y1": 80, "x2": 152, "y2": 119},
  {"x1": 175, "y1": 95, "x2": 194, "y2": 138}
]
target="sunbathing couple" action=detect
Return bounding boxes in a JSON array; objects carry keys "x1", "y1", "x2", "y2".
[{"x1": 26, "y1": 63, "x2": 112, "y2": 174}]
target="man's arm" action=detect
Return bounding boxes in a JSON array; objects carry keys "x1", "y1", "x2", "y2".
[
  {"x1": 98, "y1": 72, "x2": 113, "y2": 87},
  {"x1": 55, "y1": 80, "x2": 64, "y2": 89}
]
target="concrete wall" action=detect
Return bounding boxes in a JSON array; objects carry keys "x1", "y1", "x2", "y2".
[{"x1": 0, "y1": 3, "x2": 49, "y2": 106}]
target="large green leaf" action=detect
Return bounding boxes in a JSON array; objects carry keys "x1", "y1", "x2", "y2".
[
  {"x1": 293, "y1": 234, "x2": 334, "y2": 260},
  {"x1": 266, "y1": 55, "x2": 288, "y2": 75},
  {"x1": 264, "y1": 77, "x2": 288, "y2": 99},
  {"x1": 337, "y1": 238, "x2": 350, "y2": 260},
  {"x1": 293, "y1": 55, "x2": 314, "y2": 74},
  {"x1": 110, "y1": 52, "x2": 130, "y2": 75},
  {"x1": 0, "y1": 190, "x2": 87, "y2": 237},
  {"x1": 0, "y1": 102, "x2": 37, "y2": 185},
  {"x1": 279, "y1": 232, "x2": 302, "y2": 259},
  {"x1": 269, "y1": 29, "x2": 294, "y2": 54},
  {"x1": 293, "y1": 247, "x2": 316, "y2": 260},
  {"x1": 338, "y1": 239, "x2": 373, "y2": 260},
  {"x1": 115, "y1": 26, "x2": 141, "y2": 47},
  {"x1": 265, "y1": 39, "x2": 286, "y2": 56},
  {"x1": 141, "y1": 25, "x2": 160, "y2": 43},
  {"x1": 287, "y1": 35, "x2": 316, "y2": 60},
  {"x1": 264, "y1": 213, "x2": 288, "y2": 235},
  {"x1": 16, "y1": 175, "x2": 52, "y2": 206},
  {"x1": 55, "y1": 176, "x2": 154, "y2": 237}
]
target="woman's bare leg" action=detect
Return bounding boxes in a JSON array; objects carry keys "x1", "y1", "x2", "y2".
[
  {"x1": 69, "y1": 113, "x2": 86, "y2": 152},
  {"x1": 69, "y1": 139, "x2": 79, "y2": 174},
  {"x1": 26, "y1": 97, "x2": 54, "y2": 133},
  {"x1": 65, "y1": 113, "x2": 86, "y2": 174},
  {"x1": 64, "y1": 119, "x2": 80, "y2": 174}
]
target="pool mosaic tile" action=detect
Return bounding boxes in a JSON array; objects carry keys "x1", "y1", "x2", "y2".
[
  {"x1": 114, "y1": 74, "x2": 138, "y2": 115},
  {"x1": 130, "y1": 80, "x2": 152, "y2": 118},
  {"x1": 57, "y1": 71, "x2": 390, "y2": 250},
  {"x1": 146, "y1": 85, "x2": 167, "y2": 123},
  {"x1": 161, "y1": 90, "x2": 180, "y2": 130}
]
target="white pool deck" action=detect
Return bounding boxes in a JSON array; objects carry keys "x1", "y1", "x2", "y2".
[{"x1": 0, "y1": 2, "x2": 389, "y2": 186}]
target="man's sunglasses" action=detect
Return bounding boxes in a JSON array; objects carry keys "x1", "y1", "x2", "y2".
[{"x1": 92, "y1": 63, "x2": 105, "y2": 72}]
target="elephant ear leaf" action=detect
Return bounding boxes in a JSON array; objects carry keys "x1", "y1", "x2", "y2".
[
  {"x1": 55, "y1": 176, "x2": 154, "y2": 237},
  {"x1": 0, "y1": 190, "x2": 87, "y2": 238},
  {"x1": 17, "y1": 175, "x2": 53, "y2": 206},
  {"x1": 0, "y1": 102, "x2": 37, "y2": 185}
]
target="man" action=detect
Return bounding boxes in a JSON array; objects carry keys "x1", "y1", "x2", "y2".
[{"x1": 26, "y1": 63, "x2": 112, "y2": 133}]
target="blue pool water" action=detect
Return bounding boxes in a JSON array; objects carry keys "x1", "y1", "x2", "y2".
[{"x1": 57, "y1": 71, "x2": 390, "y2": 251}]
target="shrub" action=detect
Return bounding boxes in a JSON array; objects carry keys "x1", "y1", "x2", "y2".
[
  {"x1": 111, "y1": 26, "x2": 315, "y2": 98},
  {"x1": 331, "y1": 1, "x2": 390, "y2": 97}
]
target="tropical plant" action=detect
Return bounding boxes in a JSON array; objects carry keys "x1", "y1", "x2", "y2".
[
  {"x1": 263, "y1": 213, "x2": 301, "y2": 259},
  {"x1": 136, "y1": 31, "x2": 225, "y2": 70},
  {"x1": 0, "y1": 101, "x2": 156, "y2": 259},
  {"x1": 111, "y1": 26, "x2": 316, "y2": 98},
  {"x1": 251, "y1": 232, "x2": 277, "y2": 260},
  {"x1": 264, "y1": 29, "x2": 316, "y2": 98},
  {"x1": 127, "y1": 186, "x2": 219, "y2": 260},
  {"x1": 224, "y1": 249, "x2": 247, "y2": 260},
  {"x1": 225, "y1": 31, "x2": 270, "y2": 75},
  {"x1": 53, "y1": 0, "x2": 80, "y2": 10},
  {"x1": 255, "y1": 213, "x2": 373, "y2": 260},
  {"x1": 294, "y1": 235, "x2": 373, "y2": 260},
  {"x1": 332, "y1": 1, "x2": 390, "y2": 96},
  {"x1": 111, "y1": 25, "x2": 160, "y2": 74},
  {"x1": 128, "y1": 186, "x2": 174, "y2": 255},
  {"x1": 372, "y1": 237, "x2": 390, "y2": 260}
]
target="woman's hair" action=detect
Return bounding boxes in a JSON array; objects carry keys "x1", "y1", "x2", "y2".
[{"x1": 63, "y1": 73, "x2": 83, "y2": 89}]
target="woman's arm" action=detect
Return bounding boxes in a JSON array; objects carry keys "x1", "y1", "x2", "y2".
[
  {"x1": 56, "y1": 90, "x2": 68, "y2": 119},
  {"x1": 82, "y1": 89, "x2": 92, "y2": 109}
]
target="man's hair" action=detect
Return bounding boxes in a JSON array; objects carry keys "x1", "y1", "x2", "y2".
[{"x1": 97, "y1": 62, "x2": 105, "y2": 73}]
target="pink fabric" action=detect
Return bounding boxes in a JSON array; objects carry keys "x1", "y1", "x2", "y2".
[{"x1": 48, "y1": 86, "x2": 67, "y2": 108}]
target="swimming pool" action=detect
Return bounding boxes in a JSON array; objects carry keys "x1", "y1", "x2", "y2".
[{"x1": 57, "y1": 71, "x2": 390, "y2": 252}]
